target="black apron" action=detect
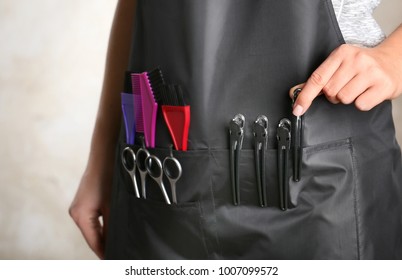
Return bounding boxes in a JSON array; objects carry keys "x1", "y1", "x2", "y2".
[{"x1": 105, "y1": 0, "x2": 402, "y2": 259}]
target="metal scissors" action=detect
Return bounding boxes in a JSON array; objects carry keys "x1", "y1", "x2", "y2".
[
  {"x1": 121, "y1": 146, "x2": 140, "y2": 198},
  {"x1": 162, "y1": 145, "x2": 182, "y2": 204},
  {"x1": 136, "y1": 136, "x2": 150, "y2": 198},
  {"x1": 145, "y1": 154, "x2": 172, "y2": 204}
]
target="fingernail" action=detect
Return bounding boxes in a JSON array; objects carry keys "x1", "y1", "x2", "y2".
[{"x1": 293, "y1": 104, "x2": 304, "y2": 116}]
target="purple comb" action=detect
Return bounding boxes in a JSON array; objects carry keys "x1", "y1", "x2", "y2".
[
  {"x1": 121, "y1": 92, "x2": 136, "y2": 145},
  {"x1": 131, "y1": 73, "x2": 144, "y2": 133},
  {"x1": 140, "y1": 72, "x2": 158, "y2": 148}
]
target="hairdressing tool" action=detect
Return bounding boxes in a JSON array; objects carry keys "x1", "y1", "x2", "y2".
[
  {"x1": 292, "y1": 88, "x2": 303, "y2": 182},
  {"x1": 121, "y1": 93, "x2": 136, "y2": 145},
  {"x1": 229, "y1": 114, "x2": 245, "y2": 206},
  {"x1": 131, "y1": 73, "x2": 144, "y2": 133},
  {"x1": 159, "y1": 85, "x2": 191, "y2": 151},
  {"x1": 121, "y1": 147, "x2": 140, "y2": 198},
  {"x1": 277, "y1": 118, "x2": 291, "y2": 211},
  {"x1": 147, "y1": 67, "x2": 165, "y2": 96},
  {"x1": 121, "y1": 72, "x2": 136, "y2": 145},
  {"x1": 145, "y1": 155, "x2": 171, "y2": 205},
  {"x1": 253, "y1": 115, "x2": 269, "y2": 207},
  {"x1": 140, "y1": 68, "x2": 165, "y2": 148},
  {"x1": 162, "y1": 145, "x2": 182, "y2": 204},
  {"x1": 136, "y1": 136, "x2": 150, "y2": 198}
]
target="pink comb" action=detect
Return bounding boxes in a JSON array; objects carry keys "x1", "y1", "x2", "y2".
[
  {"x1": 140, "y1": 73, "x2": 158, "y2": 148},
  {"x1": 131, "y1": 73, "x2": 144, "y2": 133}
]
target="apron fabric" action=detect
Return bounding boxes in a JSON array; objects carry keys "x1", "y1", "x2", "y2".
[{"x1": 105, "y1": 0, "x2": 402, "y2": 259}]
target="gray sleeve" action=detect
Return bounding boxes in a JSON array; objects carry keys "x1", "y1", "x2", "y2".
[{"x1": 331, "y1": 0, "x2": 386, "y2": 47}]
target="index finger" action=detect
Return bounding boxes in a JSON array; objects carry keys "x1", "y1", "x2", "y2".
[{"x1": 292, "y1": 48, "x2": 343, "y2": 116}]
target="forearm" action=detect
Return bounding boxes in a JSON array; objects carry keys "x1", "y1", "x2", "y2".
[
  {"x1": 86, "y1": 0, "x2": 137, "y2": 179},
  {"x1": 375, "y1": 24, "x2": 402, "y2": 98}
]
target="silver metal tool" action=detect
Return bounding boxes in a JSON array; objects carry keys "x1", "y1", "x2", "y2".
[
  {"x1": 277, "y1": 118, "x2": 291, "y2": 211},
  {"x1": 163, "y1": 145, "x2": 182, "y2": 204},
  {"x1": 229, "y1": 114, "x2": 245, "y2": 206},
  {"x1": 253, "y1": 115, "x2": 269, "y2": 207},
  {"x1": 136, "y1": 136, "x2": 150, "y2": 198},
  {"x1": 145, "y1": 154, "x2": 171, "y2": 204},
  {"x1": 121, "y1": 146, "x2": 140, "y2": 198}
]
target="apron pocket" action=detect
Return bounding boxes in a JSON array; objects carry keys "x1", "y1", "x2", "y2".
[
  {"x1": 290, "y1": 137, "x2": 356, "y2": 208},
  {"x1": 127, "y1": 196, "x2": 208, "y2": 259},
  {"x1": 210, "y1": 138, "x2": 359, "y2": 259},
  {"x1": 121, "y1": 144, "x2": 212, "y2": 259}
]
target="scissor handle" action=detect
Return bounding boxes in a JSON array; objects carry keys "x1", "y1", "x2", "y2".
[
  {"x1": 145, "y1": 155, "x2": 163, "y2": 180},
  {"x1": 136, "y1": 147, "x2": 150, "y2": 172},
  {"x1": 121, "y1": 147, "x2": 136, "y2": 172},
  {"x1": 145, "y1": 155, "x2": 171, "y2": 204},
  {"x1": 163, "y1": 156, "x2": 182, "y2": 181}
]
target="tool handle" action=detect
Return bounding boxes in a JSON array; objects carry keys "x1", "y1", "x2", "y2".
[
  {"x1": 261, "y1": 145, "x2": 267, "y2": 207},
  {"x1": 159, "y1": 181, "x2": 171, "y2": 205},
  {"x1": 254, "y1": 146, "x2": 263, "y2": 207},
  {"x1": 292, "y1": 116, "x2": 303, "y2": 181},
  {"x1": 162, "y1": 105, "x2": 191, "y2": 151},
  {"x1": 230, "y1": 144, "x2": 240, "y2": 206},
  {"x1": 121, "y1": 93, "x2": 136, "y2": 145},
  {"x1": 139, "y1": 170, "x2": 147, "y2": 199},
  {"x1": 131, "y1": 175, "x2": 140, "y2": 198},
  {"x1": 170, "y1": 181, "x2": 177, "y2": 204},
  {"x1": 278, "y1": 149, "x2": 285, "y2": 211},
  {"x1": 283, "y1": 148, "x2": 289, "y2": 211}
]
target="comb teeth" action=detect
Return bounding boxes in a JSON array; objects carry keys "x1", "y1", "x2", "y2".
[
  {"x1": 131, "y1": 73, "x2": 144, "y2": 133},
  {"x1": 146, "y1": 67, "x2": 165, "y2": 103},
  {"x1": 175, "y1": 85, "x2": 185, "y2": 106},
  {"x1": 131, "y1": 73, "x2": 141, "y2": 95},
  {"x1": 134, "y1": 94, "x2": 144, "y2": 133},
  {"x1": 148, "y1": 67, "x2": 165, "y2": 86},
  {"x1": 141, "y1": 72, "x2": 158, "y2": 148},
  {"x1": 170, "y1": 85, "x2": 179, "y2": 106},
  {"x1": 159, "y1": 84, "x2": 186, "y2": 106}
]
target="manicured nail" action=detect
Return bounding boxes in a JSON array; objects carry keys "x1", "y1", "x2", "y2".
[{"x1": 293, "y1": 104, "x2": 304, "y2": 116}]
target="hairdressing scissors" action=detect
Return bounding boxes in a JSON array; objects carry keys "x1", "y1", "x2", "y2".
[
  {"x1": 121, "y1": 147, "x2": 140, "y2": 198},
  {"x1": 162, "y1": 145, "x2": 182, "y2": 204},
  {"x1": 145, "y1": 155, "x2": 171, "y2": 204},
  {"x1": 136, "y1": 136, "x2": 150, "y2": 198}
]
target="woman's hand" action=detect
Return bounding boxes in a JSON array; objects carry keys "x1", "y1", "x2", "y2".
[
  {"x1": 291, "y1": 25, "x2": 402, "y2": 116},
  {"x1": 69, "y1": 170, "x2": 111, "y2": 259}
]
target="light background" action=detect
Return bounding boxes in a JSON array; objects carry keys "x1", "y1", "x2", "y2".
[{"x1": 0, "y1": 0, "x2": 401, "y2": 259}]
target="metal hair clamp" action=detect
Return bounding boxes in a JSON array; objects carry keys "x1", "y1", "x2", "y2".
[
  {"x1": 277, "y1": 118, "x2": 291, "y2": 211},
  {"x1": 229, "y1": 114, "x2": 245, "y2": 206},
  {"x1": 253, "y1": 115, "x2": 269, "y2": 207},
  {"x1": 292, "y1": 88, "x2": 303, "y2": 182}
]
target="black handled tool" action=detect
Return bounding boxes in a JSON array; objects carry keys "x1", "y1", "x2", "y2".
[
  {"x1": 229, "y1": 114, "x2": 245, "y2": 206},
  {"x1": 277, "y1": 119, "x2": 291, "y2": 211},
  {"x1": 253, "y1": 115, "x2": 269, "y2": 207},
  {"x1": 292, "y1": 88, "x2": 303, "y2": 182}
]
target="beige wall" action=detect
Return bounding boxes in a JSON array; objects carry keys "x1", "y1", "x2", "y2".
[
  {"x1": 0, "y1": 0, "x2": 115, "y2": 259},
  {"x1": 0, "y1": 0, "x2": 401, "y2": 259}
]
